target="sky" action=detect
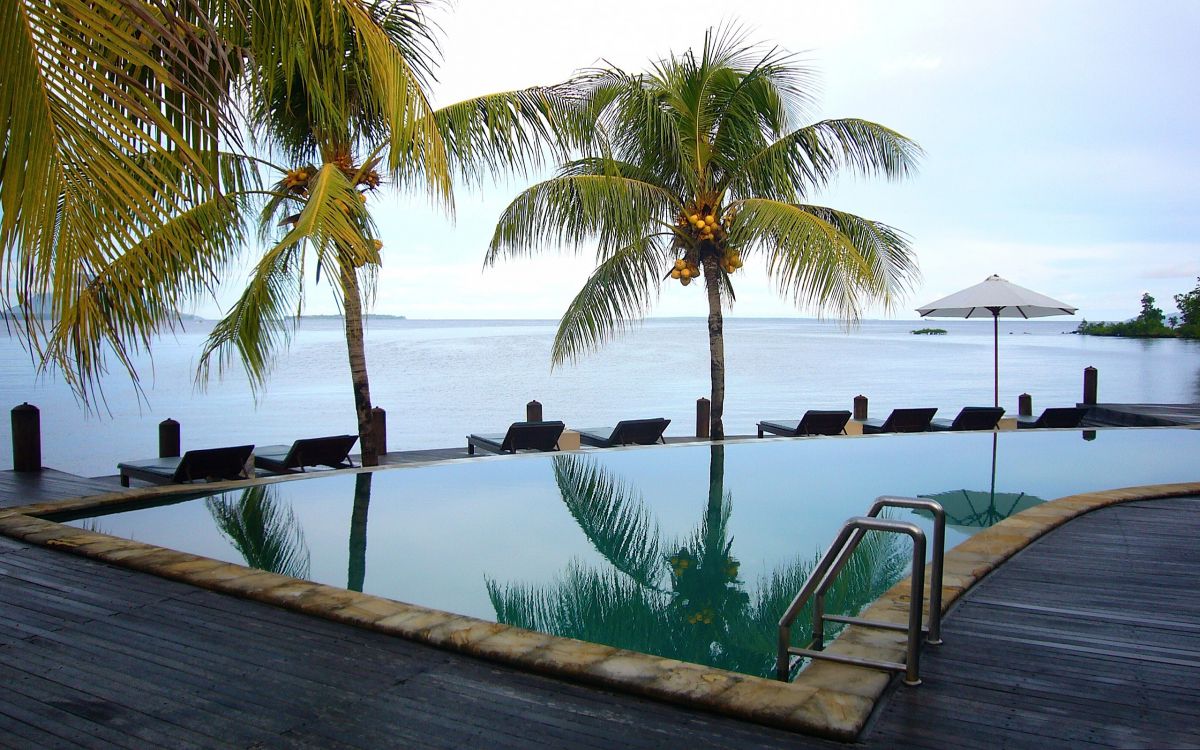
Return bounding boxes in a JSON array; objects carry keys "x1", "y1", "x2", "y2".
[{"x1": 200, "y1": 0, "x2": 1200, "y2": 323}]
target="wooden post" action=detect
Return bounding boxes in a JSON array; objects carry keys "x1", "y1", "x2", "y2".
[
  {"x1": 853, "y1": 395, "x2": 868, "y2": 421},
  {"x1": 158, "y1": 418, "x2": 180, "y2": 458},
  {"x1": 11, "y1": 403, "x2": 41, "y2": 472},
  {"x1": 1018, "y1": 393, "x2": 1033, "y2": 417},
  {"x1": 696, "y1": 398, "x2": 710, "y2": 438},
  {"x1": 526, "y1": 400, "x2": 543, "y2": 422},
  {"x1": 371, "y1": 407, "x2": 387, "y2": 455},
  {"x1": 1083, "y1": 367, "x2": 1098, "y2": 405}
]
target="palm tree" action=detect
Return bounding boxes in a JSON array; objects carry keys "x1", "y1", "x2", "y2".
[
  {"x1": 5, "y1": 0, "x2": 583, "y2": 463},
  {"x1": 487, "y1": 449, "x2": 907, "y2": 678},
  {"x1": 487, "y1": 26, "x2": 922, "y2": 438}
]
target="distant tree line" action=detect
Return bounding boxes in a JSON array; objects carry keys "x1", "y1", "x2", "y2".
[{"x1": 1077, "y1": 278, "x2": 1200, "y2": 339}]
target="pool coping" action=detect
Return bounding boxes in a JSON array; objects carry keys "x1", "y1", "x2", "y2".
[{"x1": 2, "y1": 465, "x2": 1198, "y2": 740}]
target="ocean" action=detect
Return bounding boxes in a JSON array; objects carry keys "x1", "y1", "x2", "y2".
[{"x1": 2, "y1": 317, "x2": 1198, "y2": 477}]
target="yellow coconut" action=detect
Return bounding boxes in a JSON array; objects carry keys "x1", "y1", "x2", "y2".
[
  {"x1": 681, "y1": 267, "x2": 692, "y2": 279},
  {"x1": 670, "y1": 269, "x2": 682, "y2": 279}
]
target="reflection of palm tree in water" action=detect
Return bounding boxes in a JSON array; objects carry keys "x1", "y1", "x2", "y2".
[
  {"x1": 206, "y1": 485, "x2": 311, "y2": 578},
  {"x1": 488, "y1": 446, "x2": 908, "y2": 678},
  {"x1": 347, "y1": 473, "x2": 372, "y2": 592}
]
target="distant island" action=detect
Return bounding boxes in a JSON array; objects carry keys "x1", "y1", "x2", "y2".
[
  {"x1": 910, "y1": 327, "x2": 947, "y2": 335},
  {"x1": 1077, "y1": 285, "x2": 1198, "y2": 340},
  {"x1": 299, "y1": 314, "x2": 406, "y2": 320}
]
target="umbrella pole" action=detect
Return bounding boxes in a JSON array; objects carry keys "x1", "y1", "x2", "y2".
[{"x1": 992, "y1": 310, "x2": 999, "y2": 408}]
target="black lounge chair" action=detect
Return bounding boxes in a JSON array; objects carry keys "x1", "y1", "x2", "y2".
[
  {"x1": 862, "y1": 408, "x2": 938, "y2": 434},
  {"x1": 757, "y1": 410, "x2": 852, "y2": 438},
  {"x1": 119, "y1": 445, "x2": 254, "y2": 487},
  {"x1": 577, "y1": 418, "x2": 671, "y2": 448},
  {"x1": 930, "y1": 406, "x2": 1005, "y2": 432},
  {"x1": 254, "y1": 434, "x2": 359, "y2": 474},
  {"x1": 467, "y1": 420, "x2": 565, "y2": 455},
  {"x1": 1017, "y1": 406, "x2": 1088, "y2": 429}
]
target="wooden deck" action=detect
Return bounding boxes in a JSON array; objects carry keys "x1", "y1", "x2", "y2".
[
  {"x1": 866, "y1": 496, "x2": 1200, "y2": 748},
  {"x1": 0, "y1": 472, "x2": 1197, "y2": 746}
]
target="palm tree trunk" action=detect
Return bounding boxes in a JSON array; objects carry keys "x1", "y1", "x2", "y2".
[
  {"x1": 347, "y1": 472, "x2": 372, "y2": 592},
  {"x1": 339, "y1": 262, "x2": 379, "y2": 466},
  {"x1": 702, "y1": 259, "x2": 726, "y2": 439}
]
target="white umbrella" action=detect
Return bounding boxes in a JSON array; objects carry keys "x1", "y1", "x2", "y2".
[{"x1": 916, "y1": 274, "x2": 1077, "y2": 406}]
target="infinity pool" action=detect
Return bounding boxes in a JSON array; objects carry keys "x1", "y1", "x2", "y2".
[{"x1": 61, "y1": 428, "x2": 1200, "y2": 678}]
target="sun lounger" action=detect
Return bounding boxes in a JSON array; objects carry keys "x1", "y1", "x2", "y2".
[
  {"x1": 254, "y1": 434, "x2": 359, "y2": 474},
  {"x1": 576, "y1": 418, "x2": 671, "y2": 448},
  {"x1": 1016, "y1": 406, "x2": 1089, "y2": 429},
  {"x1": 757, "y1": 410, "x2": 852, "y2": 438},
  {"x1": 862, "y1": 408, "x2": 938, "y2": 434},
  {"x1": 118, "y1": 445, "x2": 254, "y2": 487},
  {"x1": 930, "y1": 406, "x2": 1005, "y2": 432},
  {"x1": 467, "y1": 420, "x2": 565, "y2": 455}
]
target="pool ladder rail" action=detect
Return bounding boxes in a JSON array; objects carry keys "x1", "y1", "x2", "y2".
[{"x1": 776, "y1": 496, "x2": 946, "y2": 686}]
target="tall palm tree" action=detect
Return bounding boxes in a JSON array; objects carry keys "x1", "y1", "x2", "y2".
[
  {"x1": 6, "y1": 0, "x2": 583, "y2": 464},
  {"x1": 487, "y1": 26, "x2": 922, "y2": 438},
  {"x1": 487, "y1": 450, "x2": 907, "y2": 678}
]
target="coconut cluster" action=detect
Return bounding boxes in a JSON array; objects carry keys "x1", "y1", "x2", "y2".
[{"x1": 669, "y1": 205, "x2": 742, "y2": 286}]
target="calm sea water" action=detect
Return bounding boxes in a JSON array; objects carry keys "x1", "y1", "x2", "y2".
[{"x1": 3, "y1": 317, "x2": 1199, "y2": 476}]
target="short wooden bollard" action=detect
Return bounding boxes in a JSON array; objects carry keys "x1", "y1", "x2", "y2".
[
  {"x1": 159, "y1": 418, "x2": 180, "y2": 458},
  {"x1": 1018, "y1": 393, "x2": 1033, "y2": 417},
  {"x1": 371, "y1": 407, "x2": 387, "y2": 455},
  {"x1": 526, "y1": 400, "x2": 543, "y2": 422},
  {"x1": 1083, "y1": 367, "x2": 1098, "y2": 405},
  {"x1": 853, "y1": 394, "x2": 868, "y2": 421},
  {"x1": 696, "y1": 397, "x2": 710, "y2": 438},
  {"x1": 11, "y1": 403, "x2": 42, "y2": 472}
]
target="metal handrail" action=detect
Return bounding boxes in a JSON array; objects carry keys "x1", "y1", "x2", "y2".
[{"x1": 775, "y1": 496, "x2": 945, "y2": 686}]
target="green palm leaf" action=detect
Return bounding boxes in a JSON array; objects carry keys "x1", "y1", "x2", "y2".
[
  {"x1": 487, "y1": 561, "x2": 671, "y2": 654},
  {"x1": 551, "y1": 455, "x2": 668, "y2": 589},
  {"x1": 207, "y1": 485, "x2": 312, "y2": 578},
  {"x1": 197, "y1": 163, "x2": 378, "y2": 388},
  {"x1": 487, "y1": 174, "x2": 678, "y2": 261},
  {"x1": 2, "y1": 0, "x2": 235, "y2": 377},
  {"x1": 551, "y1": 235, "x2": 670, "y2": 365}
]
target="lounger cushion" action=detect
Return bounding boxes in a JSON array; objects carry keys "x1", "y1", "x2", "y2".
[
  {"x1": 119, "y1": 445, "x2": 254, "y2": 486},
  {"x1": 758, "y1": 410, "x2": 851, "y2": 437},
  {"x1": 930, "y1": 406, "x2": 1005, "y2": 432},
  {"x1": 577, "y1": 418, "x2": 671, "y2": 447},
  {"x1": 255, "y1": 434, "x2": 358, "y2": 473},
  {"x1": 468, "y1": 421, "x2": 565, "y2": 454},
  {"x1": 862, "y1": 408, "x2": 938, "y2": 434},
  {"x1": 1017, "y1": 407, "x2": 1089, "y2": 429}
]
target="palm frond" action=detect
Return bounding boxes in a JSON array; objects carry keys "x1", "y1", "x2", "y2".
[
  {"x1": 487, "y1": 561, "x2": 671, "y2": 653},
  {"x1": 551, "y1": 455, "x2": 668, "y2": 589},
  {"x1": 42, "y1": 188, "x2": 253, "y2": 398},
  {"x1": 2, "y1": 0, "x2": 236, "y2": 375},
  {"x1": 199, "y1": 163, "x2": 376, "y2": 388},
  {"x1": 487, "y1": 175, "x2": 677, "y2": 263},
  {"x1": 733, "y1": 198, "x2": 916, "y2": 319},
  {"x1": 551, "y1": 235, "x2": 669, "y2": 365},
  {"x1": 206, "y1": 485, "x2": 311, "y2": 578},
  {"x1": 726, "y1": 119, "x2": 922, "y2": 200},
  {"x1": 434, "y1": 83, "x2": 590, "y2": 184}
]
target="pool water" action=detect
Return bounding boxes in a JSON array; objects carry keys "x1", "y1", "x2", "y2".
[{"x1": 60, "y1": 428, "x2": 1200, "y2": 678}]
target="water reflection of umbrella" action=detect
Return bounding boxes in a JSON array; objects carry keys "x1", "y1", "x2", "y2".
[
  {"x1": 919, "y1": 433, "x2": 1045, "y2": 534},
  {"x1": 916, "y1": 274, "x2": 1076, "y2": 406}
]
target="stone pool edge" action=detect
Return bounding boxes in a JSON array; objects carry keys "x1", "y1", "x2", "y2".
[{"x1": 1, "y1": 479, "x2": 1197, "y2": 741}]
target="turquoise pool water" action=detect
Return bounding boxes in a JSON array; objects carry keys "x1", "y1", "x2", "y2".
[{"x1": 60, "y1": 428, "x2": 1200, "y2": 678}]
